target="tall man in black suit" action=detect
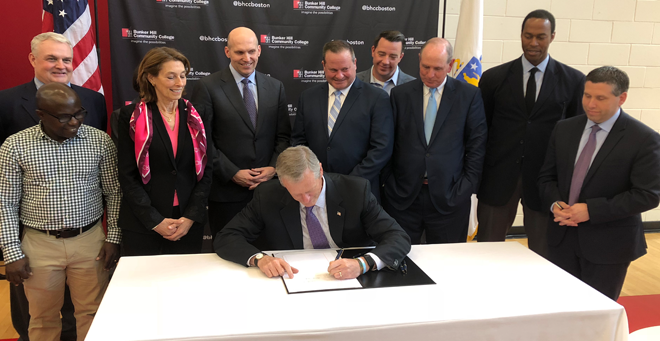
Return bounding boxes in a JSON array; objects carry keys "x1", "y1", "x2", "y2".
[
  {"x1": 291, "y1": 40, "x2": 393, "y2": 201},
  {"x1": 191, "y1": 27, "x2": 291, "y2": 243},
  {"x1": 383, "y1": 38, "x2": 487, "y2": 244},
  {"x1": 476, "y1": 10, "x2": 585, "y2": 257},
  {"x1": 216, "y1": 146, "x2": 411, "y2": 280},
  {"x1": 538, "y1": 66, "x2": 660, "y2": 300},
  {"x1": 0, "y1": 32, "x2": 107, "y2": 341},
  {"x1": 356, "y1": 30, "x2": 416, "y2": 95}
]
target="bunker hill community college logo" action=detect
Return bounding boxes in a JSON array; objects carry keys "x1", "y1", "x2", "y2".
[
  {"x1": 259, "y1": 33, "x2": 309, "y2": 50},
  {"x1": 293, "y1": 0, "x2": 340, "y2": 14},
  {"x1": 155, "y1": 0, "x2": 210, "y2": 8},
  {"x1": 121, "y1": 28, "x2": 174, "y2": 44}
]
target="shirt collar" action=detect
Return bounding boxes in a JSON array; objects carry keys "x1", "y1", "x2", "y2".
[
  {"x1": 521, "y1": 54, "x2": 550, "y2": 74},
  {"x1": 586, "y1": 108, "x2": 620, "y2": 133},
  {"x1": 299, "y1": 175, "x2": 327, "y2": 210},
  {"x1": 36, "y1": 122, "x2": 87, "y2": 142},
  {"x1": 34, "y1": 77, "x2": 72, "y2": 90},
  {"x1": 229, "y1": 64, "x2": 256, "y2": 85},
  {"x1": 423, "y1": 76, "x2": 447, "y2": 96},
  {"x1": 328, "y1": 81, "x2": 354, "y2": 98},
  {"x1": 369, "y1": 65, "x2": 400, "y2": 86}
]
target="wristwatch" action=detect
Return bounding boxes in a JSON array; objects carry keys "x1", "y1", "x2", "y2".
[
  {"x1": 363, "y1": 254, "x2": 377, "y2": 272},
  {"x1": 254, "y1": 253, "x2": 266, "y2": 267}
]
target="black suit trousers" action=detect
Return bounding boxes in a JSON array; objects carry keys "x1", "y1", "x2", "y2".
[
  {"x1": 383, "y1": 185, "x2": 470, "y2": 244},
  {"x1": 548, "y1": 226, "x2": 630, "y2": 301}
]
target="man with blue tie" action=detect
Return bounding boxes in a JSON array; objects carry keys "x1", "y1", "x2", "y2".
[
  {"x1": 383, "y1": 38, "x2": 487, "y2": 244},
  {"x1": 538, "y1": 66, "x2": 660, "y2": 300},
  {"x1": 356, "y1": 30, "x2": 416, "y2": 95},
  {"x1": 291, "y1": 40, "x2": 393, "y2": 201}
]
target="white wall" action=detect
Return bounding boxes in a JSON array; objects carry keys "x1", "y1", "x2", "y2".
[{"x1": 439, "y1": 0, "x2": 660, "y2": 224}]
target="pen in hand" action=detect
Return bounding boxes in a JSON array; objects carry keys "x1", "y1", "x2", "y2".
[
  {"x1": 554, "y1": 202, "x2": 564, "y2": 211},
  {"x1": 335, "y1": 249, "x2": 344, "y2": 260}
]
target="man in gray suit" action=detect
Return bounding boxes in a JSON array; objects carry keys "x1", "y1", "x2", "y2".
[
  {"x1": 191, "y1": 27, "x2": 291, "y2": 244},
  {"x1": 356, "y1": 30, "x2": 415, "y2": 95}
]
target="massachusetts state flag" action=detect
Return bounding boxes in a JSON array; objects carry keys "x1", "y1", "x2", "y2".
[
  {"x1": 42, "y1": 0, "x2": 104, "y2": 94},
  {"x1": 451, "y1": 0, "x2": 483, "y2": 240},
  {"x1": 451, "y1": 0, "x2": 483, "y2": 87}
]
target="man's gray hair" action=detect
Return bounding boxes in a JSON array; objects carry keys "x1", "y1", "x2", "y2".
[
  {"x1": 586, "y1": 66, "x2": 630, "y2": 97},
  {"x1": 420, "y1": 38, "x2": 453, "y2": 65},
  {"x1": 276, "y1": 146, "x2": 321, "y2": 183},
  {"x1": 31, "y1": 32, "x2": 73, "y2": 56}
]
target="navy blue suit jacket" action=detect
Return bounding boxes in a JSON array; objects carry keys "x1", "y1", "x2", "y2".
[
  {"x1": 538, "y1": 111, "x2": 660, "y2": 264},
  {"x1": 384, "y1": 77, "x2": 487, "y2": 214},
  {"x1": 0, "y1": 80, "x2": 107, "y2": 145},
  {"x1": 291, "y1": 78, "x2": 393, "y2": 200}
]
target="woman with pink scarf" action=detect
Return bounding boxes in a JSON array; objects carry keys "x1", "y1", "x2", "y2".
[{"x1": 117, "y1": 47, "x2": 212, "y2": 255}]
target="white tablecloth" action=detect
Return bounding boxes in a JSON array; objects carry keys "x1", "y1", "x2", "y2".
[{"x1": 86, "y1": 242, "x2": 628, "y2": 341}]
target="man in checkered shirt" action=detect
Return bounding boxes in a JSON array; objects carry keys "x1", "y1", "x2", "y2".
[{"x1": 0, "y1": 83, "x2": 121, "y2": 341}]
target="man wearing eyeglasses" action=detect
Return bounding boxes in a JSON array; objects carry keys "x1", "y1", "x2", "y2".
[
  {"x1": 0, "y1": 32, "x2": 108, "y2": 341},
  {"x1": 0, "y1": 83, "x2": 120, "y2": 341}
]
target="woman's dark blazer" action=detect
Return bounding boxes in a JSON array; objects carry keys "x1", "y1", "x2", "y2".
[{"x1": 118, "y1": 99, "x2": 213, "y2": 233}]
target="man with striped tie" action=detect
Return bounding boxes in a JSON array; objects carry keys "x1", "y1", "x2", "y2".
[{"x1": 291, "y1": 40, "x2": 393, "y2": 201}]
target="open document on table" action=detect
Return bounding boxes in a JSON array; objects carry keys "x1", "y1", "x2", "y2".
[{"x1": 272, "y1": 250, "x2": 362, "y2": 294}]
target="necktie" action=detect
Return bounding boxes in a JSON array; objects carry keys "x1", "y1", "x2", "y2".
[
  {"x1": 371, "y1": 82, "x2": 383, "y2": 89},
  {"x1": 525, "y1": 67, "x2": 539, "y2": 115},
  {"x1": 569, "y1": 125, "x2": 602, "y2": 205},
  {"x1": 305, "y1": 206, "x2": 330, "y2": 249},
  {"x1": 424, "y1": 88, "x2": 437, "y2": 144},
  {"x1": 241, "y1": 78, "x2": 257, "y2": 128},
  {"x1": 328, "y1": 90, "x2": 342, "y2": 136}
]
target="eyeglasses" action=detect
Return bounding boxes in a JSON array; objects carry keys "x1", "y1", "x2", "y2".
[{"x1": 38, "y1": 107, "x2": 88, "y2": 123}]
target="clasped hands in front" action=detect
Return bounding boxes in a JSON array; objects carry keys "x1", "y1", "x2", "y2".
[
  {"x1": 552, "y1": 201, "x2": 590, "y2": 226},
  {"x1": 232, "y1": 167, "x2": 276, "y2": 190},
  {"x1": 255, "y1": 255, "x2": 362, "y2": 280},
  {"x1": 154, "y1": 217, "x2": 194, "y2": 241}
]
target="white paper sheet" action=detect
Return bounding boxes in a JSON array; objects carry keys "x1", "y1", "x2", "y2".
[{"x1": 273, "y1": 250, "x2": 362, "y2": 293}]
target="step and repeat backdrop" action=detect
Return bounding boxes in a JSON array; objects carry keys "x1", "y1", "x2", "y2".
[{"x1": 108, "y1": 0, "x2": 439, "y2": 250}]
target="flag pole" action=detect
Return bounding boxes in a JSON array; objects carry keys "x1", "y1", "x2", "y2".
[{"x1": 441, "y1": 0, "x2": 447, "y2": 38}]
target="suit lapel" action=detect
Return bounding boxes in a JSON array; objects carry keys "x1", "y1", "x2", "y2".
[
  {"x1": 150, "y1": 103, "x2": 177, "y2": 170},
  {"x1": 564, "y1": 116, "x2": 587, "y2": 194},
  {"x1": 506, "y1": 58, "x2": 527, "y2": 116},
  {"x1": 280, "y1": 196, "x2": 304, "y2": 249},
  {"x1": 582, "y1": 112, "x2": 627, "y2": 189},
  {"x1": 255, "y1": 72, "x2": 268, "y2": 135},
  {"x1": 220, "y1": 68, "x2": 255, "y2": 133},
  {"x1": 324, "y1": 176, "x2": 345, "y2": 247},
  {"x1": 428, "y1": 77, "x2": 456, "y2": 146},
  {"x1": 329, "y1": 80, "x2": 361, "y2": 142},
  {"x1": 531, "y1": 58, "x2": 558, "y2": 118},
  {"x1": 21, "y1": 82, "x2": 40, "y2": 125},
  {"x1": 411, "y1": 80, "x2": 427, "y2": 147}
]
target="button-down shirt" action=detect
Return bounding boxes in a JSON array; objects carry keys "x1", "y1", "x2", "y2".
[
  {"x1": 369, "y1": 66, "x2": 400, "y2": 95},
  {"x1": 327, "y1": 81, "x2": 354, "y2": 118},
  {"x1": 423, "y1": 77, "x2": 447, "y2": 120},
  {"x1": 0, "y1": 124, "x2": 121, "y2": 263},
  {"x1": 229, "y1": 64, "x2": 259, "y2": 112},
  {"x1": 575, "y1": 109, "x2": 621, "y2": 167},
  {"x1": 299, "y1": 176, "x2": 384, "y2": 270},
  {"x1": 521, "y1": 54, "x2": 549, "y2": 100}
]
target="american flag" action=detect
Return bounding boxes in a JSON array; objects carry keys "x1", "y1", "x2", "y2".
[{"x1": 42, "y1": 0, "x2": 104, "y2": 94}]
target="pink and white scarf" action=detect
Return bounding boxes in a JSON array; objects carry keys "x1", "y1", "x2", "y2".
[{"x1": 130, "y1": 99, "x2": 207, "y2": 184}]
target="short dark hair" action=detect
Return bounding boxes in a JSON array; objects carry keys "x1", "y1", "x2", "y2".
[
  {"x1": 586, "y1": 66, "x2": 629, "y2": 96},
  {"x1": 322, "y1": 40, "x2": 355, "y2": 63},
  {"x1": 137, "y1": 47, "x2": 190, "y2": 103},
  {"x1": 373, "y1": 30, "x2": 405, "y2": 52},
  {"x1": 522, "y1": 9, "x2": 556, "y2": 34}
]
